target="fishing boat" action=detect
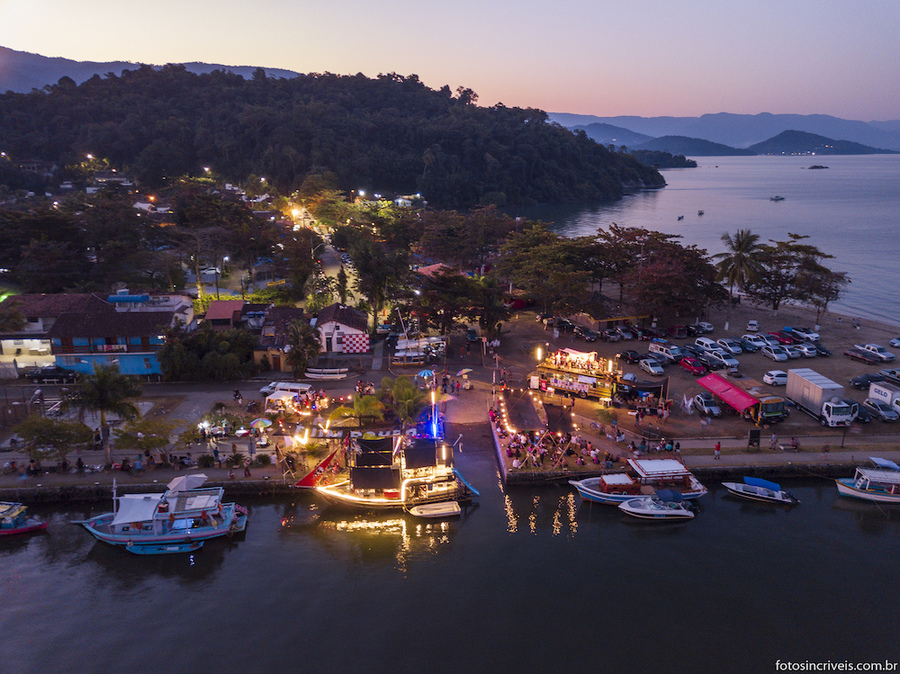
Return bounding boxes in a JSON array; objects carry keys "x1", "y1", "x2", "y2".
[
  {"x1": 835, "y1": 457, "x2": 900, "y2": 503},
  {"x1": 722, "y1": 477, "x2": 799, "y2": 505},
  {"x1": 314, "y1": 436, "x2": 478, "y2": 511},
  {"x1": 618, "y1": 490, "x2": 695, "y2": 521},
  {"x1": 0, "y1": 501, "x2": 48, "y2": 536},
  {"x1": 75, "y1": 475, "x2": 248, "y2": 551},
  {"x1": 570, "y1": 458, "x2": 707, "y2": 505},
  {"x1": 770, "y1": 195, "x2": 785, "y2": 201},
  {"x1": 125, "y1": 541, "x2": 204, "y2": 555}
]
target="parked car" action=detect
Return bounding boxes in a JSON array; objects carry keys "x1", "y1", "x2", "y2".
[
  {"x1": 890, "y1": 337, "x2": 900, "y2": 348},
  {"x1": 617, "y1": 349, "x2": 642, "y2": 364},
  {"x1": 762, "y1": 345, "x2": 789, "y2": 362},
  {"x1": 763, "y1": 370, "x2": 788, "y2": 386},
  {"x1": 862, "y1": 399, "x2": 900, "y2": 422},
  {"x1": 259, "y1": 381, "x2": 279, "y2": 396},
  {"x1": 741, "y1": 334, "x2": 768, "y2": 349},
  {"x1": 643, "y1": 352, "x2": 669, "y2": 366},
  {"x1": 30, "y1": 366, "x2": 78, "y2": 384},
  {"x1": 794, "y1": 343, "x2": 818, "y2": 358},
  {"x1": 680, "y1": 344, "x2": 705, "y2": 359},
  {"x1": 692, "y1": 321, "x2": 714, "y2": 333},
  {"x1": 693, "y1": 392, "x2": 722, "y2": 417},
  {"x1": 666, "y1": 325, "x2": 688, "y2": 339},
  {"x1": 849, "y1": 373, "x2": 886, "y2": 390},
  {"x1": 573, "y1": 326, "x2": 598, "y2": 342},
  {"x1": 536, "y1": 312, "x2": 553, "y2": 322},
  {"x1": 679, "y1": 356, "x2": 708, "y2": 376},
  {"x1": 636, "y1": 327, "x2": 662, "y2": 341},
  {"x1": 782, "y1": 345, "x2": 802, "y2": 359},
  {"x1": 812, "y1": 343, "x2": 832, "y2": 357},
  {"x1": 708, "y1": 350, "x2": 739, "y2": 370},
  {"x1": 716, "y1": 338, "x2": 743, "y2": 355},
  {"x1": 746, "y1": 320, "x2": 759, "y2": 332},
  {"x1": 739, "y1": 338, "x2": 760, "y2": 353},
  {"x1": 695, "y1": 337, "x2": 718, "y2": 351},
  {"x1": 850, "y1": 401, "x2": 874, "y2": 423},
  {"x1": 616, "y1": 326, "x2": 635, "y2": 340},
  {"x1": 758, "y1": 334, "x2": 781, "y2": 348},
  {"x1": 600, "y1": 329, "x2": 622, "y2": 342},
  {"x1": 766, "y1": 331, "x2": 795, "y2": 345},
  {"x1": 684, "y1": 325, "x2": 705, "y2": 337},
  {"x1": 555, "y1": 318, "x2": 575, "y2": 333},
  {"x1": 640, "y1": 359, "x2": 665, "y2": 376},
  {"x1": 787, "y1": 326, "x2": 820, "y2": 341}
]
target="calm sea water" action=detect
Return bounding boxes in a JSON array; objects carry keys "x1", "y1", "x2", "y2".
[
  {"x1": 2, "y1": 432, "x2": 899, "y2": 674},
  {"x1": 512, "y1": 155, "x2": 900, "y2": 327}
]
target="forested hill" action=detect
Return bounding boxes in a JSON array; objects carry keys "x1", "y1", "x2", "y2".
[{"x1": 0, "y1": 65, "x2": 664, "y2": 207}]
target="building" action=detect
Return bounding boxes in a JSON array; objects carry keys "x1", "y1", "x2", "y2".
[
  {"x1": 254, "y1": 306, "x2": 309, "y2": 372},
  {"x1": 313, "y1": 303, "x2": 369, "y2": 354}
]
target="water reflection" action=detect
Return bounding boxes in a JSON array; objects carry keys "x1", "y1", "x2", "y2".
[
  {"x1": 502, "y1": 486, "x2": 580, "y2": 537},
  {"x1": 832, "y1": 498, "x2": 900, "y2": 536}
]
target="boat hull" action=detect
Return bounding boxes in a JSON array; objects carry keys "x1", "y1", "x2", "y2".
[
  {"x1": 126, "y1": 541, "x2": 204, "y2": 555},
  {"x1": 79, "y1": 508, "x2": 247, "y2": 548},
  {"x1": 618, "y1": 498, "x2": 695, "y2": 521},
  {"x1": 407, "y1": 502, "x2": 461, "y2": 518},
  {"x1": 835, "y1": 478, "x2": 900, "y2": 504},
  {"x1": 0, "y1": 520, "x2": 48, "y2": 536},
  {"x1": 722, "y1": 482, "x2": 798, "y2": 505},
  {"x1": 569, "y1": 477, "x2": 705, "y2": 505}
]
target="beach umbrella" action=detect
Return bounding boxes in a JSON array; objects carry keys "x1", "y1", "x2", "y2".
[
  {"x1": 167, "y1": 473, "x2": 208, "y2": 492},
  {"x1": 435, "y1": 393, "x2": 457, "y2": 404},
  {"x1": 456, "y1": 368, "x2": 473, "y2": 376},
  {"x1": 417, "y1": 369, "x2": 435, "y2": 378},
  {"x1": 250, "y1": 418, "x2": 273, "y2": 429}
]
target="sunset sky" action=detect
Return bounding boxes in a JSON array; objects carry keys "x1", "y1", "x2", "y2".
[{"x1": 1, "y1": 0, "x2": 898, "y2": 120}]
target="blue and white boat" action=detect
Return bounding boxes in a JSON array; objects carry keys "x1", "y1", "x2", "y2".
[
  {"x1": 569, "y1": 458, "x2": 707, "y2": 505},
  {"x1": 76, "y1": 475, "x2": 248, "y2": 552},
  {"x1": 723, "y1": 477, "x2": 799, "y2": 505},
  {"x1": 835, "y1": 457, "x2": 900, "y2": 504}
]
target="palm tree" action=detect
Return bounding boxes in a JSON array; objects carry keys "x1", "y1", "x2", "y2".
[
  {"x1": 713, "y1": 229, "x2": 764, "y2": 301},
  {"x1": 328, "y1": 394, "x2": 385, "y2": 428},
  {"x1": 62, "y1": 364, "x2": 142, "y2": 464},
  {"x1": 713, "y1": 229, "x2": 763, "y2": 328},
  {"x1": 285, "y1": 319, "x2": 321, "y2": 378},
  {"x1": 382, "y1": 376, "x2": 426, "y2": 430}
]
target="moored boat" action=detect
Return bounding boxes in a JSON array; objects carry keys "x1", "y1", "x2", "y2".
[
  {"x1": 125, "y1": 541, "x2": 204, "y2": 555},
  {"x1": 75, "y1": 475, "x2": 248, "y2": 549},
  {"x1": 835, "y1": 457, "x2": 900, "y2": 503},
  {"x1": 315, "y1": 436, "x2": 477, "y2": 511},
  {"x1": 570, "y1": 458, "x2": 707, "y2": 505},
  {"x1": 618, "y1": 490, "x2": 695, "y2": 521},
  {"x1": 406, "y1": 501, "x2": 462, "y2": 518},
  {"x1": 723, "y1": 477, "x2": 799, "y2": 505},
  {"x1": 0, "y1": 501, "x2": 48, "y2": 536}
]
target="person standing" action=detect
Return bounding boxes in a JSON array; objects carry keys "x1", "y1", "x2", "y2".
[
  {"x1": 213, "y1": 447, "x2": 221, "y2": 469},
  {"x1": 714, "y1": 441, "x2": 721, "y2": 460},
  {"x1": 770, "y1": 433, "x2": 778, "y2": 451}
]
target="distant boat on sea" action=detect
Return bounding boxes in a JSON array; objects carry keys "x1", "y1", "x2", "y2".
[{"x1": 770, "y1": 195, "x2": 785, "y2": 201}]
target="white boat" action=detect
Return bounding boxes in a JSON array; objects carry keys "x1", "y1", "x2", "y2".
[
  {"x1": 835, "y1": 457, "x2": 900, "y2": 503},
  {"x1": 75, "y1": 475, "x2": 248, "y2": 551},
  {"x1": 406, "y1": 501, "x2": 462, "y2": 518},
  {"x1": 570, "y1": 458, "x2": 708, "y2": 506},
  {"x1": 722, "y1": 477, "x2": 799, "y2": 505},
  {"x1": 618, "y1": 490, "x2": 695, "y2": 521},
  {"x1": 315, "y1": 437, "x2": 478, "y2": 511}
]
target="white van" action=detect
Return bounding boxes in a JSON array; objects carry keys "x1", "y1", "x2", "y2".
[
  {"x1": 695, "y1": 337, "x2": 718, "y2": 352},
  {"x1": 271, "y1": 382, "x2": 313, "y2": 399},
  {"x1": 649, "y1": 340, "x2": 683, "y2": 363}
]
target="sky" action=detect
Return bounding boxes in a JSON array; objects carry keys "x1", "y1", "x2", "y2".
[{"x1": 1, "y1": 0, "x2": 898, "y2": 121}]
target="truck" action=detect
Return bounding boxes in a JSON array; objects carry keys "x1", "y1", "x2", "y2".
[
  {"x1": 785, "y1": 368, "x2": 854, "y2": 427},
  {"x1": 853, "y1": 343, "x2": 896, "y2": 362},
  {"x1": 843, "y1": 347, "x2": 881, "y2": 364},
  {"x1": 697, "y1": 372, "x2": 789, "y2": 425},
  {"x1": 879, "y1": 368, "x2": 900, "y2": 386},
  {"x1": 868, "y1": 381, "x2": 900, "y2": 408}
]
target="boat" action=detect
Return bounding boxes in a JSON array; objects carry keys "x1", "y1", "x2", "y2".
[
  {"x1": 314, "y1": 436, "x2": 477, "y2": 511},
  {"x1": 770, "y1": 195, "x2": 785, "y2": 201},
  {"x1": 697, "y1": 210, "x2": 705, "y2": 216},
  {"x1": 722, "y1": 476, "x2": 799, "y2": 505},
  {"x1": 835, "y1": 457, "x2": 900, "y2": 503},
  {"x1": 0, "y1": 501, "x2": 48, "y2": 536},
  {"x1": 570, "y1": 458, "x2": 707, "y2": 505},
  {"x1": 305, "y1": 367, "x2": 350, "y2": 380},
  {"x1": 406, "y1": 501, "x2": 461, "y2": 518},
  {"x1": 618, "y1": 490, "x2": 695, "y2": 521},
  {"x1": 125, "y1": 541, "x2": 204, "y2": 555},
  {"x1": 75, "y1": 475, "x2": 248, "y2": 549}
]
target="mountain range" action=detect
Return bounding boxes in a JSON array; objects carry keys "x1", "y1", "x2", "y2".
[{"x1": 557, "y1": 111, "x2": 900, "y2": 152}]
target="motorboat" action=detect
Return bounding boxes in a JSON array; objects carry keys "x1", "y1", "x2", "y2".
[
  {"x1": 314, "y1": 436, "x2": 477, "y2": 511},
  {"x1": 835, "y1": 457, "x2": 900, "y2": 503},
  {"x1": 0, "y1": 501, "x2": 48, "y2": 536},
  {"x1": 406, "y1": 501, "x2": 462, "y2": 518},
  {"x1": 722, "y1": 477, "x2": 799, "y2": 505},
  {"x1": 125, "y1": 541, "x2": 204, "y2": 555},
  {"x1": 570, "y1": 458, "x2": 707, "y2": 505},
  {"x1": 770, "y1": 195, "x2": 785, "y2": 201},
  {"x1": 75, "y1": 474, "x2": 248, "y2": 552},
  {"x1": 618, "y1": 490, "x2": 695, "y2": 521}
]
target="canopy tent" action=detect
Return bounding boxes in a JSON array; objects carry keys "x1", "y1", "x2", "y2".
[
  {"x1": 697, "y1": 373, "x2": 758, "y2": 413},
  {"x1": 167, "y1": 474, "x2": 208, "y2": 492},
  {"x1": 560, "y1": 348, "x2": 597, "y2": 361},
  {"x1": 111, "y1": 493, "x2": 164, "y2": 526}
]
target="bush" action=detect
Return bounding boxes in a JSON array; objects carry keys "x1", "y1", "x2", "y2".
[
  {"x1": 198, "y1": 454, "x2": 215, "y2": 468},
  {"x1": 255, "y1": 453, "x2": 272, "y2": 467},
  {"x1": 227, "y1": 452, "x2": 245, "y2": 467}
]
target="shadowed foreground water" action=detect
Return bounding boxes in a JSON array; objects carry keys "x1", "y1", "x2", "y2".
[{"x1": 2, "y1": 442, "x2": 899, "y2": 674}]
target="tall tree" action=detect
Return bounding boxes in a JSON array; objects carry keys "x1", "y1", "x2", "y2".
[
  {"x1": 62, "y1": 364, "x2": 142, "y2": 463},
  {"x1": 284, "y1": 319, "x2": 322, "y2": 378}
]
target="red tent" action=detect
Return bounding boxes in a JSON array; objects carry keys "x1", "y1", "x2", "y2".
[{"x1": 697, "y1": 373, "x2": 758, "y2": 413}]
